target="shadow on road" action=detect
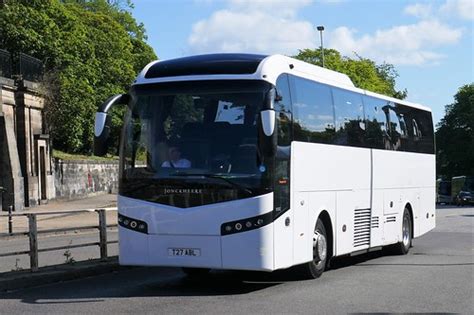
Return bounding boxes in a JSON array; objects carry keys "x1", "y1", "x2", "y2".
[
  {"x1": 4, "y1": 232, "x2": 471, "y2": 305},
  {"x1": 0, "y1": 249, "x2": 411, "y2": 305},
  {"x1": 2, "y1": 267, "x2": 284, "y2": 304}
]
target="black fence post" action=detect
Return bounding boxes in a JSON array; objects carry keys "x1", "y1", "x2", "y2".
[
  {"x1": 8, "y1": 205, "x2": 13, "y2": 234},
  {"x1": 28, "y1": 214, "x2": 39, "y2": 272},
  {"x1": 97, "y1": 209, "x2": 108, "y2": 261}
]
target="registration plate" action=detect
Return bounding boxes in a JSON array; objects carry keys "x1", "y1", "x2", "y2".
[{"x1": 168, "y1": 248, "x2": 201, "y2": 257}]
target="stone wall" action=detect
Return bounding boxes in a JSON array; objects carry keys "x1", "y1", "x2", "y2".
[
  {"x1": 54, "y1": 159, "x2": 119, "y2": 200},
  {"x1": 1, "y1": 77, "x2": 53, "y2": 210},
  {"x1": 1, "y1": 75, "x2": 119, "y2": 207}
]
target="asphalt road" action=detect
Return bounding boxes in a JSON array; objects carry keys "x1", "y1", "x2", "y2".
[{"x1": 0, "y1": 206, "x2": 472, "y2": 314}]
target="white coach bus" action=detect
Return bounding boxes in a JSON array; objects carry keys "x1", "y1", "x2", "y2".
[{"x1": 94, "y1": 54, "x2": 435, "y2": 278}]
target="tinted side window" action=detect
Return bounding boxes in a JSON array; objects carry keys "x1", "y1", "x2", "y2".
[
  {"x1": 289, "y1": 76, "x2": 335, "y2": 143},
  {"x1": 275, "y1": 74, "x2": 292, "y2": 146},
  {"x1": 392, "y1": 103, "x2": 414, "y2": 152},
  {"x1": 363, "y1": 96, "x2": 389, "y2": 149},
  {"x1": 382, "y1": 104, "x2": 403, "y2": 151},
  {"x1": 363, "y1": 97, "x2": 434, "y2": 154},
  {"x1": 412, "y1": 109, "x2": 434, "y2": 154},
  {"x1": 391, "y1": 104, "x2": 434, "y2": 154},
  {"x1": 332, "y1": 88, "x2": 365, "y2": 147},
  {"x1": 274, "y1": 74, "x2": 291, "y2": 214}
]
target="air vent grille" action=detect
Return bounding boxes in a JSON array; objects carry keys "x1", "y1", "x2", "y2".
[
  {"x1": 371, "y1": 216, "x2": 379, "y2": 228},
  {"x1": 354, "y1": 209, "x2": 371, "y2": 247},
  {"x1": 386, "y1": 216, "x2": 396, "y2": 223}
]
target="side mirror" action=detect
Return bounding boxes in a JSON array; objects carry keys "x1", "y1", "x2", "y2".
[
  {"x1": 259, "y1": 109, "x2": 277, "y2": 157},
  {"x1": 94, "y1": 94, "x2": 129, "y2": 156},
  {"x1": 258, "y1": 88, "x2": 279, "y2": 157},
  {"x1": 260, "y1": 109, "x2": 276, "y2": 137}
]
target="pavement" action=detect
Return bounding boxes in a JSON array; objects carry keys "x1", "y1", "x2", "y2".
[
  {"x1": 20, "y1": 193, "x2": 117, "y2": 212},
  {"x1": 0, "y1": 205, "x2": 472, "y2": 314}
]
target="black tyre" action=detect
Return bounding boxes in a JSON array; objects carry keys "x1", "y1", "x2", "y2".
[
  {"x1": 299, "y1": 219, "x2": 328, "y2": 279},
  {"x1": 391, "y1": 208, "x2": 412, "y2": 255},
  {"x1": 181, "y1": 267, "x2": 210, "y2": 277}
]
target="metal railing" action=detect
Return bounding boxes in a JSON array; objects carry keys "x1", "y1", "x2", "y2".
[
  {"x1": 15, "y1": 52, "x2": 44, "y2": 82},
  {"x1": 0, "y1": 50, "x2": 44, "y2": 81},
  {"x1": 0, "y1": 209, "x2": 117, "y2": 272},
  {"x1": 0, "y1": 49, "x2": 12, "y2": 79}
]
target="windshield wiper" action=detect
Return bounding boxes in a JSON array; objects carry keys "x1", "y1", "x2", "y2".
[{"x1": 170, "y1": 172, "x2": 253, "y2": 195}]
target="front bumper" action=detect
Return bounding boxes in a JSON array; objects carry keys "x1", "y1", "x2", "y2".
[{"x1": 118, "y1": 223, "x2": 274, "y2": 271}]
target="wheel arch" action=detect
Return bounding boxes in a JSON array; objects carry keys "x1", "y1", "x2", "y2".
[{"x1": 317, "y1": 210, "x2": 334, "y2": 260}]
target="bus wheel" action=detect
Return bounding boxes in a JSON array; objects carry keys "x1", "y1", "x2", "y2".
[
  {"x1": 181, "y1": 267, "x2": 210, "y2": 278},
  {"x1": 300, "y1": 219, "x2": 328, "y2": 279},
  {"x1": 392, "y1": 208, "x2": 412, "y2": 255}
]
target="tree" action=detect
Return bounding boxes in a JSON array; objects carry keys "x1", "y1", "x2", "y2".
[
  {"x1": 0, "y1": 0, "x2": 157, "y2": 153},
  {"x1": 293, "y1": 48, "x2": 407, "y2": 99},
  {"x1": 436, "y1": 83, "x2": 474, "y2": 178}
]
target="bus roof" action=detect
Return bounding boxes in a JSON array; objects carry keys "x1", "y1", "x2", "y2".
[{"x1": 134, "y1": 53, "x2": 431, "y2": 112}]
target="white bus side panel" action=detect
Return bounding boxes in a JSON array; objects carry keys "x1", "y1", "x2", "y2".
[
  {"x1": 273, "y1": 209, "x2": 294, "y2": 269},
  {"x1": 370, "y1": 190, "x2": 384, "y2": 247},
  {"x1": 418, "y1": 186, "x2": 436, "y2": 235},
  {"x1": 293, "y1": 192, "x2": 311, "y2": 264},
  {"x1": 291, "y1": 142, "x2": 371, "y2": 258},
  {"x1": 372, "y1": 150, "x2": 435, "y2": 241}
]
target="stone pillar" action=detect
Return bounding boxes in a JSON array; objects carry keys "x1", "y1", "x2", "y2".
[
  {"x1": 0, "y1": 77, "x2": 24, "y2": 211},
  {"x1": 15, "y1": 80, "x2": 45, "y2": 207}
]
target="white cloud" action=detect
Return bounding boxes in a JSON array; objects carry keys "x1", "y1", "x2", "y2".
[
  {"x1": 228, "y1": 0, "x2": 312, "y2": 18},
  {"x1": 188, "y1": 0, "x2": 317, "y2": 55},
  {"x1": 329, "y1": 20, "x2": 463, "y2": 65},
  {"x1": 404, "y1": 3, "x2": 433, "y2": 19},
  {"x1": 440, "y1": 0, "x2": 474, "y2": 20},
  {"x1": 188, "y1": 0, "x2": 466, "y2": 66}
]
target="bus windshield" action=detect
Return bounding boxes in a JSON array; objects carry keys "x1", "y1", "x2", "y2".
[{"x1": 120, "y1": 80, "x2": 274, "y2": 207}]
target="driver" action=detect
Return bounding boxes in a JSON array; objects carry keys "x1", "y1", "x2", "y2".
[{"x1": 161, "y1": 146, "x2": 191, "y2": 168}]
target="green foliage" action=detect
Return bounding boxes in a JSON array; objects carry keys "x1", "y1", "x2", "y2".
[
  {"x1": 436, "y1": 83, "x2": 474, "y2": 178},
  {"x1": 0, "y1": 0, "x2": 157, "y2": 153},
  {"x1": 293, "y1": 48, "x2": 407, "y2": 99},
  {"x1": 53, "y1": 149, "x2": 118, "y2": 161}
]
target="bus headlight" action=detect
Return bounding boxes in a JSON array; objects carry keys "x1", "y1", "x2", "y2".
[
  {"x1": 118, "y1": 213, "x2": 148, "y2": 234},
  {"x1": 221, "y1": 211, "x2": 273, "y2": 236}
]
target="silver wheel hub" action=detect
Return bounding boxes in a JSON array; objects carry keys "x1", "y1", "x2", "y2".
[
  {"x1": 402, "y1": 214, "x2": 410, "y2": 247},
  {"x1": 313, "y1": 231, "x2": 327, "y2": 263}
]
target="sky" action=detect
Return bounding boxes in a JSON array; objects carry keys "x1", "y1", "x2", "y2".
[{"x1": 131, "y1": 0, "x2": 473, "y2": 125}]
